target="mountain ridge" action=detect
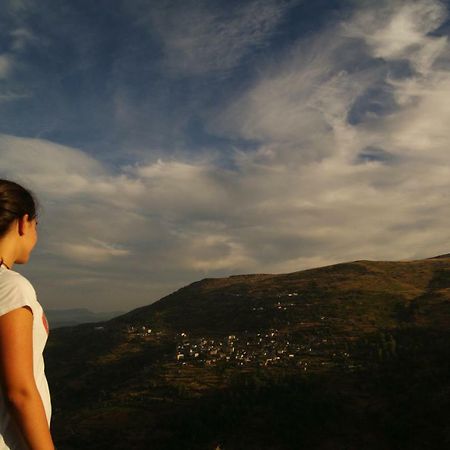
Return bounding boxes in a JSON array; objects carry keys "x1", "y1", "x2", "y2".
[{"x1": 105, "y1": 254, "x2": 450, "y2": 334}]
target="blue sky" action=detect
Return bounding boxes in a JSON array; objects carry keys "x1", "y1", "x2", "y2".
[{"x1": 1, "y1": 0, "x2": 449, "y2": 313}]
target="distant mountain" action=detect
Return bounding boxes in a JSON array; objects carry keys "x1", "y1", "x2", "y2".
[
  {"x1": 46, "y1": 254, "x2": 450, "y2": 450},
  {"x1": 45, "y1": 308, "x2": 125, "y2": 329},
  {"x1": 107, "y1": 254, "x2": 450, "y2": 334}
]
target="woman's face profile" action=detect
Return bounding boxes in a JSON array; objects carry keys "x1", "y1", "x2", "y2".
[{"x1": 16, "y1": 216, "x2": 38, "y2": 264}]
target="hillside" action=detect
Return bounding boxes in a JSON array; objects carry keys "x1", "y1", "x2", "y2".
[
  {"x1": 45, "y1": 255, "x2": 450, "y2": 450},
  {"x1": 109, "y1": 255, "x2": 450, "y2": 333}
]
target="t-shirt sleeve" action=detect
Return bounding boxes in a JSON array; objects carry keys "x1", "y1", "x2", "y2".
[{"x1": 0, "y1": 275, "x2": 34, "y2": 317}]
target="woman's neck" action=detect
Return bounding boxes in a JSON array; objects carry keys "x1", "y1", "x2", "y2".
[
  {"x1": 0, "y1": 240, "x2": 16, "y2": 270},
  {"x1": 0, "y1": 258, "x2": 11, "y2": 269}
]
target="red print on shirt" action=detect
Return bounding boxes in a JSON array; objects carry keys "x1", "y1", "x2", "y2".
[{"x1": 42, "y1": 312, "x2": 49, "y2": 335}]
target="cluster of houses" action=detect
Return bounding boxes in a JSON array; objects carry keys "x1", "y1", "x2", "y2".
[
  {"x1": 125, "y1": 324, "x2": 157, "y2": 336},
  {"x1": 122, "y1": 323, "x2": 358, "y2": 371},
  {"x1": 121, "y1": 291, "x2": 361, "y2": 372},
  {"x1": 173, "y1": 329, "x2": 352, "y2": 371}
]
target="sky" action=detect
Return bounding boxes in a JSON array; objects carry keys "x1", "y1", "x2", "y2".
[{"x1": 1, "y1": 0, "x2": 449, "y2": 313}]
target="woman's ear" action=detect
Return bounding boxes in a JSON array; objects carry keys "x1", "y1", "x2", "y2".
[{"x1": 17, "y1": 214, "x2": 30, "y2": 237}]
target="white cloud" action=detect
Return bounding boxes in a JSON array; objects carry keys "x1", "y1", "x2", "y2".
[
  {"x1": 208, "y1": 30, "x2": 379, "y2": 165},
  {"x1": 344, "y1": 0, "x2": 447, "y2": 76},
  {"x1": 127, "y1": 159, "x2": 233, "y2": 218},
  {"x1": 0, "y1": 135, "x2": 147, "y2": 272},
  {"x1": 0, "y1": 134, "x2": 145, "y2": 202},
  {"x1": 176, "y1": 233, "x2": 256, "y2": 272},
  {"x1": 0, "y1": 25, "x2": 38, "y2": 99},
  {"x1": 136, "y1": 0, "x2": 294, "y2": 76},
  {"x1": 59, "y1": 240, "x2": 130, "y2": 264}
]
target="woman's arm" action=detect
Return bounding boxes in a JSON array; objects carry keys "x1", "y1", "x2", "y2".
[{"x1": 0, "y1": 306, "x2": 55, "y2": 450}]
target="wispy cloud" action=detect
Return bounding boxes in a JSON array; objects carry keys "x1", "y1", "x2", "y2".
[
  {"x1": 132, "y1": 0, "x2": 295, "y2": 76},
  {"x1": 10, "y1": 27, "x2": 37, "y2": 51},
  {"x1": 0, "y1": 54, "x2": 13, "y2": 79},
  {"x1": 0, "y1": 18, "x2": 38, "y2": 99},
  {"x1": 59, "y1": 239, "x2": 131, "y2": 264},
  {"x1": 344, "y1": 0, "x2": 447, "y2": 75},
  {"x1": 207, "y1": 0, "x2": 450, "y2": 265}
]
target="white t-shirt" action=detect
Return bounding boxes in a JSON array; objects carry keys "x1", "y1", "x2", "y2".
[{"x1": 0, "y1": 264, "x2": 52, "y2": 450}]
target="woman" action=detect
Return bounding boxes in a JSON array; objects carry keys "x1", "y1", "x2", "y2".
[{"x1": 0, "y1": 179, "x2": 54, "y2": 450}]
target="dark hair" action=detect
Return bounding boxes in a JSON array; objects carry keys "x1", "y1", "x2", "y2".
[{"x1": 0, "y1": 179, "x2": 38, "y2": 237}]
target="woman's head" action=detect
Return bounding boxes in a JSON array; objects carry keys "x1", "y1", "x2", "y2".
[{"x1": 0, "y1": 179, "x2": 39, "y2": 265}]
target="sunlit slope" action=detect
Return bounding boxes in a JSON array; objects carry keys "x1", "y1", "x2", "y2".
[{"x1": 108, "y1": 255, "x2": 450, "y2": 333}]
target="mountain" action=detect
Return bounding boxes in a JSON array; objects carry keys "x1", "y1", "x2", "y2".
[
  {"x1": 45, "y1": 255, "x2": 450, "y2": 450},
  {"x1": 108, "y1": 254, "x2": 450, "y2": 333},
  {"x1": 46, "y1": 308, "x2": 126, "y2": 329}
]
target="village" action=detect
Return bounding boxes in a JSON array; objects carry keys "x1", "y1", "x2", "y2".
[
  {"x1": 120, "y1": 291, "x2": 366, "y2": 372},
  {"x1": 172, "y1": 329, "x2": 356, "y2": 371},
  {"x1": 123, "y1": 324, "x2": 357, "y2": 372}
]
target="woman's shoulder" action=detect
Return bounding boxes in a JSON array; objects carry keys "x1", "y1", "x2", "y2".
[{"x1": 0, "y1": 267, "x2": 37, "y2": 300}]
